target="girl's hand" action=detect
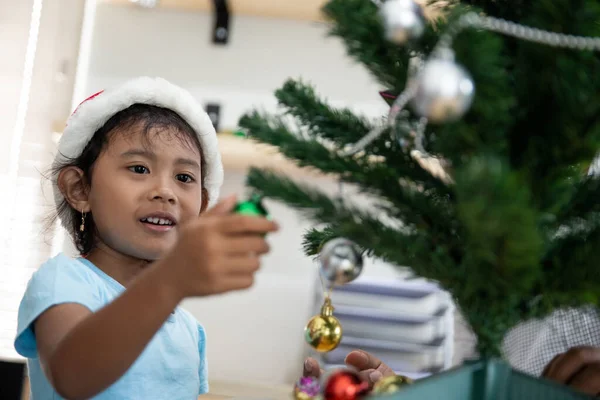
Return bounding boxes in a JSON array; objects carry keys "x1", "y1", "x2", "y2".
[
  {"x1": 164, "y1": 195, "x2": 279, "y2": 299},
  {"x1": 542, "y1": 346, "x2": 600, "y2": 396}
]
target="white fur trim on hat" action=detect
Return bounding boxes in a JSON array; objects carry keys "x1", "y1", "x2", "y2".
[{"x1": 52, "y1": 76, "x2": 224, "y2": 217}]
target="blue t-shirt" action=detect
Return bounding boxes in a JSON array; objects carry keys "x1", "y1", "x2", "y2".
[{"x1": 14, "y1": 253, "x2": 208, "y2": 400}]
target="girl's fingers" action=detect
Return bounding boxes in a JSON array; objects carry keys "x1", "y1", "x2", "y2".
[
  {"x1": 223, "y1": 254, "x2": 262, "y2": 275},
  {"x1": 222, "y1": 237, "x2": 270, "y2": 255},
  {"x1": 216, "y1": 275, "x2": 256, "y2": 292},
  {"x1": 218, "y1": 215, "x2": 279, "y2": 234}
]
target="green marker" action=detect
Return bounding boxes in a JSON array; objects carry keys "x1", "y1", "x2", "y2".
[{"x1": 233, "y1": 194, "x2": 270, "y2": 219}]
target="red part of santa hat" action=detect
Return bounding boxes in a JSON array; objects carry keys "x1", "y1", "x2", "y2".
[{"x1": 52, "y1": 76, "x2": 223, "y2": 214}]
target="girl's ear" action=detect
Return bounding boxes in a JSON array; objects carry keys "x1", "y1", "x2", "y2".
[{"x1": 58, "y1": 167, "x2": 91, "y2": 213}]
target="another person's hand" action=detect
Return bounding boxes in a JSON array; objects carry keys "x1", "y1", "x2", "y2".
[
  {"x1": 542, "y1": 346, "x2": 600, "y2": 396},
  {"x1": 303, "y1": 357, "x2": 324, "y2": 379},
  {"x1": 303, "y1": 350, "x2": 395, "y2": 388}
]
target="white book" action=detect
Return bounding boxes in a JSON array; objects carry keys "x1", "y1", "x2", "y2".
[
  {"x1": 321, "y1": 336, "x2": 446, "y2": 373},
  {"x1": 333, "y1": 305, "x2": 450, "y2": 344},
  {"x1": 321, "y1": 363, "x2": 432, "y2": 381},
  {"x1": 324, "y1": 277, "x2": 448, "y2": 316}
]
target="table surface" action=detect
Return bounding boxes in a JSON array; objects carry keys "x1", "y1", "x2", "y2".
[
  {"x1": 203, "y1": 380, "x2": 291, "y2": 399},
  {"x1": 22, "y1": 378, "x2": 292, "y2": 400}
]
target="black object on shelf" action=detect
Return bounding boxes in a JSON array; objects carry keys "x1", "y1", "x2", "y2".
[
  {"x1": 212, "y1": 0, "x2": 230, "y2": 45},
  {"x1": 205, "y1": 103, "x2": 221, "y2": 132}
]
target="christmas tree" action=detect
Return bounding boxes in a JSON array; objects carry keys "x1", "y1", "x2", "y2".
[{"x1": 238, "y1": 0, "x2": 600, "y2": 359}]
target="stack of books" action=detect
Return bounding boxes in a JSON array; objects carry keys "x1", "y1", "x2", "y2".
[{"x1": 310, "y1": 275, "x2": 455, "y2": 380}]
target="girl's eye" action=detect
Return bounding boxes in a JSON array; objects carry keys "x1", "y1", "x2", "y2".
[
  {"x1": 129, "y1": 165, "x2": 149, "y2": 174},
  {"x1": 176, "y1": 174, "x2": 195, "y2": 183}
]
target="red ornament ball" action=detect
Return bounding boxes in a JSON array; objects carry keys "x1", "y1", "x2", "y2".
[{"x1": 323, "y1": 369, "x2": 370, "y2": 400}]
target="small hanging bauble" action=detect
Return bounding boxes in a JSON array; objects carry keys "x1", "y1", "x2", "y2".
[
  {"x1": 410, "y1": 56, "x2": 475, "y2": 124},
  {"x1": 319, "y1": 238, "x2": 364, "y2": 288},
  {"x1": 379, "y1": 0, "x2": 426, "y2": 45},
  {"x1": 304, "y1": 297, "x2": 343, "y2": 352},
  {"x1": 372, "y1": 375, "x2": 414, "y2": 395},
  {"x1": 294, "y1": 376, "x2": 321, "y2": 400},
  {"x1": 322, "y1": 369, "x2": 370, "y2": 400}
]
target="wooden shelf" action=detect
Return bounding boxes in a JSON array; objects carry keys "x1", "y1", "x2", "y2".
[
  {"x1": 100, "y1": 0, "x2": 328, "y2": 22},
  {"x1": 101, "y1": 0, "x2": 446, "y2": 21},
  {"x1": 218, "y1": 133, "x2": 326, "y2": 179}
]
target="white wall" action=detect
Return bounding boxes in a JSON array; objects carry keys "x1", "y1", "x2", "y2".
[
  {"x1": 76, "y1": 3, "x2": 406, "y2": 385},
  {"x1": 0, "y1": 0, "x2": 84, "y2": 361},
  {"x1": 83, "y1": 4, "x2": 389, "y2": 129}
]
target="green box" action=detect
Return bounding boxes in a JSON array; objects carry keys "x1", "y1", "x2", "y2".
[{"x1": 370, "y1": 359, "x2": 594, "y2": 400}]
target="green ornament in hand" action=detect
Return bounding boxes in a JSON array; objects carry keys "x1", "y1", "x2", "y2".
[{"x1": 234, "y1": 194, "x2": 270, "y2": 218}]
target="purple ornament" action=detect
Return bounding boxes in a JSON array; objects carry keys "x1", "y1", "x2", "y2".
[{"x1": 296, "y1": 376, "x2": 321, "y2": 397}]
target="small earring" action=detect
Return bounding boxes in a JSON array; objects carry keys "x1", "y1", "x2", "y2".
[{"x1": 80, "y1": 210, "x2": 86, "y2": 232}]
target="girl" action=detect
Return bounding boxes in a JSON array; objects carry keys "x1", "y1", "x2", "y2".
[{"x1": 14, "y1": 76, "x2": 278, "y2": 400}]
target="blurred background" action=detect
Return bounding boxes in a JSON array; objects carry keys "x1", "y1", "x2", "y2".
[{"x1": 1, "y1": 0, "x2": 474, "y2": 396}]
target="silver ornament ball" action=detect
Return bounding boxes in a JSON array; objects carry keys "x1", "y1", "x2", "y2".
[
  {"x1": 380, "y1": 0, "x2": 426, "y2": 45},
  {"x1": 319, "y1": 238, "x2": 364, "y2": 287},
  {"x1": 410, "y1": 58, "x2": 475, "y2": 124}
]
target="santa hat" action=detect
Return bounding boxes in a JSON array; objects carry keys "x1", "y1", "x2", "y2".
[{"x1": 52, "y1": 76, "x2": 224, "y2": 217}]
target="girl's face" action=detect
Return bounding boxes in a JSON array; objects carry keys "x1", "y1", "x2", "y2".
[{"x1": 87, "y1": 124, "x2": 203, "y2": 261}]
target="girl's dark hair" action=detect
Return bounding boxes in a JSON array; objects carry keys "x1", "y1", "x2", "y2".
[{"x1": 51, "y1": 104, "x2": 208, "y2": 255}]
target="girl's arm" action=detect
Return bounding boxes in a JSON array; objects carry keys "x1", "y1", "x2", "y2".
[
  {"x1": 35, "y1": 209, "x2": 277, "y2": 400},
  {"x1": 36, "y1": 262, "x2": 181, "y2": 400}
]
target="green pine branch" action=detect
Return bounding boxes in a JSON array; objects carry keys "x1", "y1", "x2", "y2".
[
  {"x1": 556, "y1": 176, "x2": 600, "y2": 220},
  {"x1": 247, "y1": 168, "x2": 457, "y2": 278},
  {"x1": 273, "y1": 79, "x2": 451, "y2": 195},
  {"x1": 321, "y1": 0, "x2": 457, "y2": 99},
  {"x1": 321, "y1": 0, "x2": 411, "y2": 93},
  {"x1": 508, "y1": 0, "x2": 600, "y2": 211},
  {"x1": 236, "y1": 0, "x2": 600, "y2": 362},
  {"x1": 239, "y1": 111, "x2": 354, "y2": 174},
  {"x1": 428, "y1": 9, "x2": 515, "y2": 167},
  {"x1": 455, "y1": 156, "x2": 543, "y2": 299},
  {"x1": 303, "y1": 226, "x2": 338, "y2": 256},
  {"x1": 540, "y1": 213, "x2": 600, "y2": 308},
  {"x1": 246, "y1": 168, "x2": 340, "y2": 222},
  {"x1": 239, "y1": 112, "x2": 457, "y2": 234},
  {"x1": 275, "y1": 79, "x2": 371, "y2": 146},
  {"x1": 458, "y1": 0, "x2": 531, "y2": 21},
  {"x1": 459, "y1": 298, "x2": 523, "y2": 358},
  {"x1": 321, "y1": 0, "x2": 450, "y2": 92}
]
